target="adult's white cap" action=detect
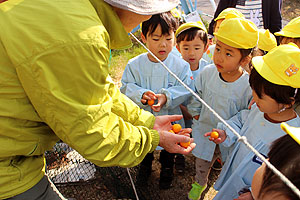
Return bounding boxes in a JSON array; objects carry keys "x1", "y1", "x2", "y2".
[{"x1": 103, "y1": 0, "x2": 180, "y2": 15}]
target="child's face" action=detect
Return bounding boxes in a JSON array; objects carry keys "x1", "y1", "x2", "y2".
[
  {"x1": 177, "y1": 37, "x2": 208, "y2": 70},
  {"x1": 251, "y1": 163, "x2": 265, "y2": 199},
  {"x1": 280, "y1": 37, "x2": 300, "y2": 48},
  {"x1": 252, "y1": 90, "x2": 285, "y2": 114},
  {"x1": 141, "y1": 24, "x2": 175, "y2": 62},
  {"x1": 213, "y1": 40, "x2": 243, "y2": 74},
  {"x1": 252, "y1": 163, "x2": 290, "y2": 200}
]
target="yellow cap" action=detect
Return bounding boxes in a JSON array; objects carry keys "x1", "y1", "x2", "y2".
[
  {"x1": 171, "y1": 7, "x2": 182, "y2": 19},
  {"x1": 281, "y1": 122, "x2": 300, "y2": 145},
  {"x1": 175, "y1": 21, "x2": 207, "y2": 37},
  {"x1": 215, "y1": 8, "x2": 245, "y2": 21},
  {"x1": 275, "y1": 16, "x2": 300, "y2": 38},
  {"x1": 258, "y1": 29, "x2": 277, "y2": 52},
  {"x1": 252, "y1": 43, "x2": 300, "y2": 88},
  {"x1": 214, "y1": 16, "x2": 258, "y2": 49}
]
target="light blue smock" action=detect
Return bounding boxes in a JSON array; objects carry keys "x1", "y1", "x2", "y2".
[
  {"x1": 187, "y1": 64, "x2": 252, "y2": 161},
  {"x1": 191, "y1": 58, "x2": 209, "y2": 85},
  {"x1": 213, "y1": 104, "x2": 300, "y2": 200},
  {"x1": 120, "y1": 52, "x2": 193, "y2": 126},
  {"x1": 202, "y1": 44, "x2": 215, "y2": 65}
]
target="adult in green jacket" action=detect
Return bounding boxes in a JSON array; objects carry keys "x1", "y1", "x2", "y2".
[{"x1": 0, "y1": 0, "x2": 195, "y2": 199}]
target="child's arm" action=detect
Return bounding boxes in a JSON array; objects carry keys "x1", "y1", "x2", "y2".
[
  {"x1": 216, "y1": 109, "x2": 250, "y2": 148},
  {"x1": 120, "y1": 63, "x2": 149, "y2": 108},
  {"x1": 158, "y1": 62, "x2": 193, "y2": 109}
]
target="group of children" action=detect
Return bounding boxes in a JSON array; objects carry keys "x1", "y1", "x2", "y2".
[{"x1": 120, "y1": 7, "x2": 300, "y2": 200}]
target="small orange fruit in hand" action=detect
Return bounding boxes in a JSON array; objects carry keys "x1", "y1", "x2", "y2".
[
  {"x1": 169, "y1": 130, "x2": 175, "y2": 134},
  {"x1": 172, "y1": 124, "x2": 182, "y2": 133},
  {"x1": 148, "y1": 99, "x2": 155, "y2": 106},
  {"x1": 180, "y1": 141, "x2": 190, "y2": 148},
  {"x1": 210, "y1": 131, "x2": 219, "y2": 139}
]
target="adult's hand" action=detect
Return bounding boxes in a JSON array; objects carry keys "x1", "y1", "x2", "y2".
[
  {"x1": 153, "y1": 115, "x2": 183, "y2": 132},
  {"x1": 158, "y1": 130, "x2": 195, "y2": 155},
  {"x1": 153, "y1": 115, "x2": 196, "y2": 154}
]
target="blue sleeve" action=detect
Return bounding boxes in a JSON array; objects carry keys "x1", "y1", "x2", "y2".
[
  {"x1": 120, "y1": 62, "x2": 148, "y2": 108},
  {"x1": 159, "y1": 62, "x2": 193, "y2": 109},
  {"x1": 217, "y1": 108, "x2": 250, "y2": 147}
]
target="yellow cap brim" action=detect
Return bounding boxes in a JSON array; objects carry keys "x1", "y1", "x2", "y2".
[
  {"x1": 252, "y1": 56, "x2": 290, "y2": 86},
  {"x1": 281, "y1": 122, "x2": 300, "y2": 145},
  {"x1": 275, "y1": 30, "x2": 300, "y2": 38}
]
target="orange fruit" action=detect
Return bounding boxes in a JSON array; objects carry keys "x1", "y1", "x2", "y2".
[
  {"x1": 172, "y1": 124, "x2": 182, "y2": 133},
  {"x1": 148, "y1": 99, "x2": 155, "y2": 106},
  {"x1": 169, "y1": 130, "x2": 175, "y2": 134},
  {"x1": 210, "y1": 131, "x2": 219, "y2": 139},
  {"x1": 180, "y1": 141, "x2": 190, "y2": 148}
]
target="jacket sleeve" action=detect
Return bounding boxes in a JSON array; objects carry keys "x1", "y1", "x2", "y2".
[
  {"x1": 16, "y1": 42, "x2": 159, "y2": 168},
  {"x1": 159, "y1": 62, "x2": 193, "y2": 109},
  {"x1": 217, "y1": 108, "x2": 250, "y2": 147},
  {"x1": 120, "y1": 62, "x2": 149, "y2": 108}
]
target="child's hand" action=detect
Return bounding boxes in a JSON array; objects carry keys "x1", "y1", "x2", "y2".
[
  {"x1": 141, "y1": 91, "x2": 157, "y2": 105},
  {"x1": 204, "y1": 129, "x2": 226, "y2": 144},
  {"x1": 151, "y1": 93, "x2": 167, "y2": 112}
]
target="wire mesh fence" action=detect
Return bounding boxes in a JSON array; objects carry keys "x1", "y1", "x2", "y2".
[{"x1": 45, "y1": 142, "x2": 160, "y2": 200}]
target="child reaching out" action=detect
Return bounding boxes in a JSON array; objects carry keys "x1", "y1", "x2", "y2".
[
  {"x1": 251, "y1": 124, "x2": 300, "y2": 200},
  {"x1": 120, "y1": 12, "x2": 193, "y2": 190},
  {"x1": 186, "y1": 16, "x2": 258, "y2": 200},
  {"x1": 206, "y1": 43, "x2": 300, "y2": 200}
]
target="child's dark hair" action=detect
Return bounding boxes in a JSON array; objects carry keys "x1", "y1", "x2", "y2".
[
  {"x1": 249, "y1": 67, "x2": 300, "y2": 106},
  {"x1": 258, "y1": 134, "x2": 300, "y2": 199},
  {"x1": 239, "y1": 48, "x2": 254, "y2": 61},
  {"x1": 142, "y1": 12, "x2": 178, "y2": 38},
  {"x1": 176, "y1": 27, "x2": 208, "y2": 46}
]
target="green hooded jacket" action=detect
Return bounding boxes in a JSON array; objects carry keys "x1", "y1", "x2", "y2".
[{"x1": 0, "y1": 0, "x2": 159, "y2": 198}]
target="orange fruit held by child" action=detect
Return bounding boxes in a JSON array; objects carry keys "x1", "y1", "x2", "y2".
[
  {"x1": 148, "y1": 99, "x2": 155, "y2": 106},
  {"x1": 210, "y1": 131, "x2": 219, "y2": 139}
]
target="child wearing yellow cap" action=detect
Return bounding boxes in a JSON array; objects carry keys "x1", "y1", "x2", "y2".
[
  {"x1": 251, "y1": 123, "x2": 300, "y2": 199},
  {"x1": 174, "y1": 21, "x2": 209, "y2": 174},
  {"x1": 275, "y1": 17, "x2": 300, "y2": 116},
  {"x1": 186, "y1": 17, "x2": 257, "y2": 200},
  {"x1": 244, "y1": 29, "x2": 277, "y2": 73},
  {"x1": 202, "y1": 8, "x2": 245, "y2": 65},
  {"x1": 206, "y1": 43, "x2": 300, "y2": 199},
  {"x1": 275, "y1": 16, "x2": 300, "y2": 48}
]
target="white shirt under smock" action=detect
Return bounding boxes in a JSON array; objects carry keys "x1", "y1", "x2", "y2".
[
  {"x1": 121, "y1": 52, "x2": 193, "y2": 126},
  {"x1": 213, "y1": 104, "x2": 300, "y2": 200},
  {"x1": 187, "y1": 64, "x2": 252, "y2": 161},
  {"x1": 236, "y1": 0, "x2": 263, "y2": 28}
]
